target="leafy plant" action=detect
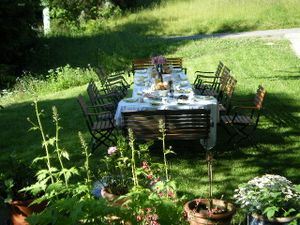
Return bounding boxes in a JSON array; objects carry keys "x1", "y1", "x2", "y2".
[
  {"x1": 0, "y1": 153, "x2": 36, "y2": 203},
  {"x1": 22, "y1": 100, "x2": 92, "y2": 204},
  {"x1": 93, "y1": 120, "x2": 187, "y2": 224},
  {"x1": 234, "y1": 174, "x2": 300, "y2": 220}
]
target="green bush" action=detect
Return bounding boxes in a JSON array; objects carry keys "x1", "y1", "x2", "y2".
[
  {"x1": 13, "y1": 64, "x2": 98, "y2": 95},
  {"x1": 48, "y1": 0, "x2": 121, "y2": 24}
]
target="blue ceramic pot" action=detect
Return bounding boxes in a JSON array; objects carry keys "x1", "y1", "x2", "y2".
[{"x1": 248, "y1": 214, "x2": 299, "y2": 225}]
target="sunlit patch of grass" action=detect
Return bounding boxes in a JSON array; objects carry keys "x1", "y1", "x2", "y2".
[{"x1": 107, "y1": 0, "x2": 300, "y2": 36}]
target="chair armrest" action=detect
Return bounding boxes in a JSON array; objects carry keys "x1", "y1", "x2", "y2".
[
  {"x1": 87, "y1": 111, "x2": 112, "y2": 116},
  {"x1": 194, "y1": 71, "x2": 214, "y2": 74},
  {"x1": 230, "y1": 106, "x2": 258, "y2": 116},
  {"x1": 194, "y1": 73, "x2": 217, "y2": 79},
  {"x1": 88, "y1": 103, "x2": 115, "y2": 110}
]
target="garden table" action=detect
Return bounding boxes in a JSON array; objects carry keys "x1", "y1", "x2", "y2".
[{"x1": 114, "y1": 67, "x2": 218, "y2": 149}]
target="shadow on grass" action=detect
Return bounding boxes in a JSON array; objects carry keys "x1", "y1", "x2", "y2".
[{"x1": 26, "y1": 18, "x2": 187, "y2": 74}]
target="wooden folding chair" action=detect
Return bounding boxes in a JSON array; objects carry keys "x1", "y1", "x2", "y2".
[
  {"x1": 201, "y1": 67, "x2": 232, "y2": 100},
  {"x1": 220, "y1": 85, "x2": 267, "y2": 148},
  {"x1": 77, "y1": 95, "x2": 116, "y2": 152},
  {"x1": 86, "y1": 80, "x2": 118, "y2": 114},
  {"x1": 218, "y1": 76, "x2": 237, "y2": 115},
  {"x1": 131, "y1": 58, "x2": 152, "y2": 73},
  {"x1": 95, "y1": 67, "x2": 129, "y2": 98},
  {"x1": 193, "y1": 61, "x2": 226, "y2": 93},
  {"x1": 165, "y1": 57, "x2": 187, "y2": 74}
]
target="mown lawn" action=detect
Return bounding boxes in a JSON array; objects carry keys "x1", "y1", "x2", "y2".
[
  {"x1": 1, "y1": 1, "x2": 300, "y2": 223},
  {"x1": 1, "y1": 38, "x2": 299, "y2": 210},
  {"x1": 103, "y1": 0, "x2": 300, "y2": 36}
]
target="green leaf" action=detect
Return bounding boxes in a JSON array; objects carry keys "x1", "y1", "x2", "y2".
[
  {"x1": 60, "y1": 150, "x2": 70, "y2": 160},
  {"x1": 284, "y1": 208, "x2": 296, "y2": 217},
  {"x1": 164, "y1": 149, "x2": 175, "y2": 155},
  {"x1": 32, "y1": 156, "x2": 47, "y2": 164},
  {"x1": 263, "y1": 206, "x2": 278, "y2": 219}
]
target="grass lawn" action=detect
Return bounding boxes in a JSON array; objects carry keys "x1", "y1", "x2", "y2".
[
  {"x1": 102, "y1": 0, "x2": 300, "y2": 36},
  {"x1": 1, "y1": 37, "x2": 299, "y2": 210},
  {"x1": 1, "y1": 0, "x2": 300, "y2": 223}
]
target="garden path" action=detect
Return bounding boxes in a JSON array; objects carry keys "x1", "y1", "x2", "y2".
[{"x1": 164, "y1": 27, "x2": 300, "y2": 58}]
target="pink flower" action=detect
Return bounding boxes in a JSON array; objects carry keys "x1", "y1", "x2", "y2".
[
  {"x1": 147, "y1": 174, "x2": 153, "y2": 180},
  {"x1": 151, "y1": 57, "x2": 158, "y2": 64},
  {"x1": 136, "y1": 215, "x2": 143, "y2": 221},
  {"x1": 157, "y1": 56, "x2": 166, "y2": 65},
  {"x1": 142, "y1": 161, "x2": 150, "y2": 170},
  {"x1": 151, "y1": 55, "x2": 166, "y2": 65},
  {"x1": 107, "y1": 146, "x2": 117, "y2": 155},
  {"x1": 167, "y1": 190, "x2": 175, "y2": 198}
]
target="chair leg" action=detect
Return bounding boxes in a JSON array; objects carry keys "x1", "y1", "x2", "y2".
[
  {"x1": 91, "y1": 129, "x2": 116, "y2": 152},
  {"x1": 235, "y1": 126, "x2": 258, "y2": 149}
]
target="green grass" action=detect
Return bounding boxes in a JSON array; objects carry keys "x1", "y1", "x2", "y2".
[
  {"x1": 105, "y1": 0, "x2": 300, "y2": 36},
  {"x1": 1, "y1": 38, "x2": 299, "y2": 202},
  {"x1": 1, "y1": 1, "x2": 300, "y2": 223}
]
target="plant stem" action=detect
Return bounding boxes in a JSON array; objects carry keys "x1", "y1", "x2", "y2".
[
  {"x1": 79, "y1": 132, "x2": 91, "y2": 186},
  {"x1": 34, "y1": 100, "x2": 54, "y2": 183},
  {"x1": 207, "y1": 151, "x2": 213, "y2": 202},
  {"x1": 159, "y1": 121, "x2": 169, "y2": 181},
  {"x1": 53, "y1": 106, "x2": 68, "y2": 187},
  {"x1": 129, "y1": 129, "x2": 138, "y2": 187}
]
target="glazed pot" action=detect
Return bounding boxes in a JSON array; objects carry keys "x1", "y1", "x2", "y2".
[
  {"x1": 184, "y1": 198, "x2": 236, "y2": 225},
  {"x1": 10, "y1": 199, "x2": 46, "y2": 225},
  {"x1": 248, "y1": 213, "x2": 299, "y2": 225}
]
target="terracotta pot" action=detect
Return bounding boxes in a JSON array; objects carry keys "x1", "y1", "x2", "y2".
[
  {"x1": 101, "y1": 188, "x2": 127, "y2": 207},
  {"x1": 248, "y1": 213, "x2": 299, "y2": 225},
  {"x1": 10, "y1": 199, "x2": 46, "y2": 225},
  {"x1": 184, "y1": 198, "x2": 236, "y2": 225}
]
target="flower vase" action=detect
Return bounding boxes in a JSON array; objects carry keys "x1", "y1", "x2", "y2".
[{"x1": 155, "y1": 64, "x2": 163, "y2": 82}]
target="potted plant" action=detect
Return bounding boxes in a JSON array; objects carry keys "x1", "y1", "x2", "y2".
[
  {"x1": 184, "y1": 151, "x2": 236, "y2": 225},
  {"x1": 0, "y1": 154, "x2": 44, "y2": 225},
  {"x1": 234, "y1": 174, "x2": 300, "y2": 225},
  {"x1": 91, "y1": 121, "x2": 188, "y2": 224}
]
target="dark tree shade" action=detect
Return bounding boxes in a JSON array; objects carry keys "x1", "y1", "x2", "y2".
[{"x1": 0, "y1": 0, "x2": 41, "y2": 84}]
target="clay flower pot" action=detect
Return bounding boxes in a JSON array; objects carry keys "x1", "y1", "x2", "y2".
[
  {"x1": 10, "y1": 199, "x2": 46, "y2": 225},
  {"x1": 184, "y1": 198, "x2": 236, "y2": 225}
]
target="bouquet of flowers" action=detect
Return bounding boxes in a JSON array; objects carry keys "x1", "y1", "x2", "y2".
[
  {"x1": 234, "y1": 174, "x2": 300, "y2": 220},
  {"x1": 151, "y1": 55, "x2": 167, "y2": 65}
]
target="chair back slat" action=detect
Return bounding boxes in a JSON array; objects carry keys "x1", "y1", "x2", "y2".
[
  {"x1": 87, "y1": 80, "x2": 100, "y2": 106},
  {"x1": 165, "y1": 57, "x2": 183, "y2": 68},
  {"x1": 215, "y1": 61, "x2": 225, "y2": 77},
  {"x1": 95, "y1": 67, "x2": 108, "y2": 86},
  {"x1": 132, "y1": 58, "x2": 152, "y2": 71},
  {"x1": 165, "y1": 109, "x2": 210, "y2": 140},
  {"x1": 123, "y1": 111, "x2": 163, "y2": 139},
  {"x1": 77, "y1": 95, "x2": 94, "y2": 130},
  {"x1": 254, "y1": 85, "x2": 267, "y2": 109},
  {"x1": 122, "y1": 109, "x2": 210, "y2": 141}
]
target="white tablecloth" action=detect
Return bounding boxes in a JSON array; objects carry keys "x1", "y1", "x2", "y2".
[{"x1": 114, "y1": 69, "x2": 218, "y2": 149}]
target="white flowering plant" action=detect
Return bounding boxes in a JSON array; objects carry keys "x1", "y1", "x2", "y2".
[{"x1": 234, "y1": 174, "x2": 300, "y2": 220}]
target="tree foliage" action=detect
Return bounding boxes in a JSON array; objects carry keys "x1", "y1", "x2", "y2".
[{"x1": 0, "y1": 0, "x2": 41, "y2": 87}]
